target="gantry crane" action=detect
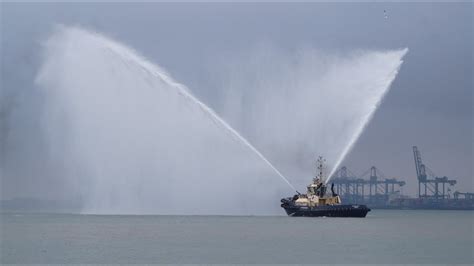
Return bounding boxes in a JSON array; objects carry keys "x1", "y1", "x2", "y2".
[
  {"x1": 412, "y1": 146, "x2": 456, "y2": 200},
  {"x1": 331, "y1": 166, "x2": 405, "y2": 205}
]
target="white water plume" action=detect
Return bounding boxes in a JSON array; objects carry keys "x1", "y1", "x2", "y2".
[
  {"x1": 35, "y1": 25, "x2": 406, "y2": 214},
  {"x1": 36, "y1": 26, "x2": 294, "y2": 215},
  {"x1": 216, "y1": 47, "x2": 407, "y2": 186}
]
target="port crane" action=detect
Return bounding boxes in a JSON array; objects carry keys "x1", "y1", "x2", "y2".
[
  {"x1": 331, "y1": 166, "x2": 405, "y2": 205},
  {"x1": 412, "y1": 146, "x2": 456, "y2": 200}
]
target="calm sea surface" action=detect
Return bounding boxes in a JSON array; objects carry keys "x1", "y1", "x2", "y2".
[{"x1": 1, "y1": 210, "x2": 473, "y2": 264}]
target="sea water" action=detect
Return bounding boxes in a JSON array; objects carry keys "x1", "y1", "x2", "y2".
[{"x1": 1, "y1": 210, "x2": 472, "y2": 264}]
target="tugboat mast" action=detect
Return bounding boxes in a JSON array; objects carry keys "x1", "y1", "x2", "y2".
[{"x1": 316, "y1": 156, "x2": 326, "y2": 182}]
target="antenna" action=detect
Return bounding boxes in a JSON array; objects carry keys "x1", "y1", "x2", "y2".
[{"x1": 316, "y1": 156, "x2": 326, "y2": 182}]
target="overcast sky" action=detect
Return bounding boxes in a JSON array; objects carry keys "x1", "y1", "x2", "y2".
[{"x1": 1, "y1": 2, "x2": 472, "y2": 199}]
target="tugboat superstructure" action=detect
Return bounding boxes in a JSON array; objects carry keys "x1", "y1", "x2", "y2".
[{"x1": 280, "y1": 156, "x2": 370, "y2": 217}]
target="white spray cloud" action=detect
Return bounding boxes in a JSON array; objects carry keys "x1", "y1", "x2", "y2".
[
  {"x1": 216, "y1": 47, "x2": 407, "y2": 186},
  {"x1": 35, "y1": 26, "x2": 406, "y2": 214},
  {"x1": 36, "y1": 26, "x2": 293, "y2": 215}
]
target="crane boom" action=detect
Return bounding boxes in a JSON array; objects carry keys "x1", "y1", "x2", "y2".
[{"x1": 413, "y1": 146, "x2": 427, "y2": 181}]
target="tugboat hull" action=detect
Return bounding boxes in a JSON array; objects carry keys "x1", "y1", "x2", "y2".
[{"x1": 282, "y1": 204, "x2": 370, "y2": 217}]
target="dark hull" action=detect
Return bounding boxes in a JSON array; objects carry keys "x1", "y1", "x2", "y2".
[{"x1": 282, "y1": 204, "x2": 370, "y2": 217}]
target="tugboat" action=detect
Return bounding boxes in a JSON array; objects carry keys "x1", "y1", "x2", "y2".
[{"x1": 281, "y1": 156, "x2": 370, "y2": 217}]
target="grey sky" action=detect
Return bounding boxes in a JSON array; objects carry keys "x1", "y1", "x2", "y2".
[{"x1": 1, "y1": 2, "x2": 472, "y2": 200}]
